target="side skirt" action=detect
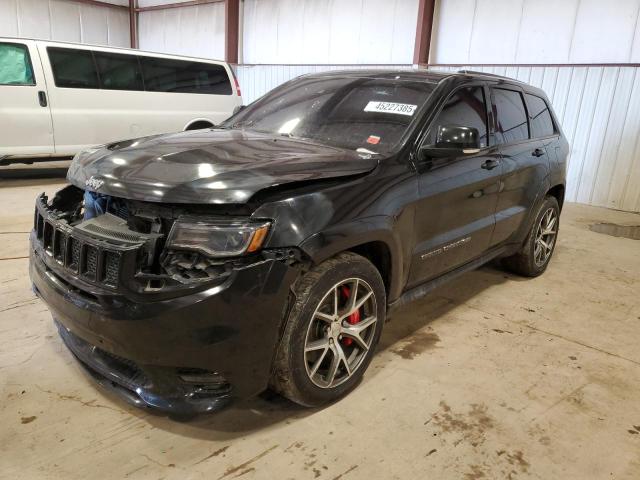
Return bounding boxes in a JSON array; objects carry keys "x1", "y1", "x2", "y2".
[{"x1": 387, "y1": 246, "x2": 509, "y2": 312}]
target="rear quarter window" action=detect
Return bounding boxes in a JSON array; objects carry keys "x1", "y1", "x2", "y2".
[
  {"x1": 0, "y1": 43, "x2": 35, "y2": 86},
  {"x1": 525, "y1": 93, "x2": 555, "y2": 138},
  {"x1": 140, "y1": 56, "x2": 232, "y2": 95},
  {"x1": 492, "y1": 88, "x2": 529, "y2": 144}
]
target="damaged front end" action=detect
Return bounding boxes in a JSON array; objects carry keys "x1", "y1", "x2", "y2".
[
  {"x1": 33, "y1": 185, "x2": 302, "y2": 297},
  {"x1": 30, "y1": 185, "x2": 304, "y2": 414}
]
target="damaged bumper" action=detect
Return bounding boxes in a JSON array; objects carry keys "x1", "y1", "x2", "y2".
[{"x1": 30, "y1": 232, "x2": 300, "y2": 414}]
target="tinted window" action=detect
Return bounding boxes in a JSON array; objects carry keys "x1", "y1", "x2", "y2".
[
  {"x1": 0, "y1": 43, "x2": 34, "y2": 85},
  {"x1": 48, "y1": 47, "x2": 99, "y2": 89},
  {"x1": 425, "y1": 86, "x2": 488, "y2": 148},
  {"x1": 525, "y1": 93, "x2": 554, "y2": 138},
  {"x1": 493, "y1": 88, "x2": 529, "y2": 143},
  {"x1": 222, "y1": 76, "x2": 435, "y2": 153},
  {"x1": 140, "y1": 57, "x2": 231, "y2": 94},
  {"x1": 94, "y1": 51, "x2": 143, "y2": 91}
]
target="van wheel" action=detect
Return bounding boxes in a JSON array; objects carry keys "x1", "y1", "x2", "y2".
[
  {"x1": 502, "y1": 195, "x2": 560, "y2": 277},
  {"x1": 185, "y1": 121, "x2": 213, "y2": 131},
  {"x1": 271, "y1": 252, "x2": 385, "y2": 407}
]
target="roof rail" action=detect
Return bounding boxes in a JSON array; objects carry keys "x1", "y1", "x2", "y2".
[{"x1": 457, "y1": 69, "x2": 522, "y2": 82}]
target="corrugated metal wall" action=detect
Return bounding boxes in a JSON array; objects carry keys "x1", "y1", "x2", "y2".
[
  {"x1": 242, "y1": 0, "x2": 419, "y2": 64},
  {"x1": 431, "y1": 0, "x2": 640, "y2": 64},
  {"x1": 138, "y1": 2, "x2": 225, "y2": 59},
  {"x1": 0, "y1": 0, "x2": 130, "y2": 47}
]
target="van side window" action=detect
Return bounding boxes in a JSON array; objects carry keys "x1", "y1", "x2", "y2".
[
  {"x1": 140, "y1": 57, "x2": 232, "y2": 95},
  {"x1": 48, "y1": 47, "x2": 99, "y2": 89},
  {"x1": 525, "y1": 93, "x2": 555, "y2": 138},
  {"x1": 94, "y1": 52, "x2": 143, "y2": 91},
  {"x1": 492, "y1": 88, "x2": 529, "y2": 144},
  {"x1": 425, "y1": 86, "x2": 488, "y2": 148},
  {"x1": 0, "y1": 43, "x2": 34, "y2": 86}
]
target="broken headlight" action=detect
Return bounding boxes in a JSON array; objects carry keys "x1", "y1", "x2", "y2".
[{"x1": 166, "y1": 217, "x2": 270, "y2": 257}]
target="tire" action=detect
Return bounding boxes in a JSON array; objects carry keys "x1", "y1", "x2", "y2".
[
  {"x1": 502, "y1": 195, "x2": 560, "y2": 277},
  {"x1": 270, "y1": 252, "x2": 386, "y2": 407}
]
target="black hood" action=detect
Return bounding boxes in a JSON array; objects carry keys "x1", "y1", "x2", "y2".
[{"x1": 67, "y1": 129, "x2": 379, "y2": 204}]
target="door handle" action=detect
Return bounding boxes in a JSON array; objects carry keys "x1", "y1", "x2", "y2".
[
  {"x1": 481, "y1": 159, "x2": 500, "y2": 170},
  {"x1": 38, "y1": 91, "x2": 48, "y2": 107},
  {"x1": 532, "y1": 148, "x2": 545, "y2": 157}
]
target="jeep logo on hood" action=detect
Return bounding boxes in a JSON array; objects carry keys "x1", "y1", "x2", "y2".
[{"x1": 85, "y1": 176, "x2": 104, "y2": 191}]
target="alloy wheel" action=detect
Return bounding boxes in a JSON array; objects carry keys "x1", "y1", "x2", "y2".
[
  {"x1": 304, "y1": 278, "x2": 378, "y2": 389},
  {"x1": 534, "y1": 207, "x2": 558, "y2": 267}
]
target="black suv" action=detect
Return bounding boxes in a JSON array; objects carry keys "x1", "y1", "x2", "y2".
[{"x1": 30, "y1": 70, "x2": 567, "y2": 414}]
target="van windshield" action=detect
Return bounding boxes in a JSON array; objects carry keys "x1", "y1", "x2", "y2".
[{"x1": 222, "y1": 76, "x2": 435, "y2": 154}]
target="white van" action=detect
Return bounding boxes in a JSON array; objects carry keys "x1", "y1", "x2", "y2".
[{"x1": 0, "y1": 37, "x2": 242, "y2": 164}]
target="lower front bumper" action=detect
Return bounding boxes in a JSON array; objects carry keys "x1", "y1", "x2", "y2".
[
  {"x1": 56, "y1": 320, "x2": 231, "y2": 414},
  {"x1": 30, "y1": 240, "x2": 300, "y2": 415}
]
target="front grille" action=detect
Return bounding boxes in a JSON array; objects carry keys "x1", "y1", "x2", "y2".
[{"x1": 34, "y1": 208, "x2": 123, "y2": 289}]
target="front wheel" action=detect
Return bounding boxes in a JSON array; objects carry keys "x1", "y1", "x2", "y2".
[
  {"x1": 270, "y1": 252, "x2": 386, "y2": 407},
  {"x1": 502, "y1": 195, "x2": 560, "y2": 277}
]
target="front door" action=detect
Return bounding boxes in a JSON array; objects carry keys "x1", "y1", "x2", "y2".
[
  {"x1": 0, "y1": 40, "x2": 54, "y2": 158},
  {"x1": 408, "y1": 85, "x2": 502, "y2": 287}
]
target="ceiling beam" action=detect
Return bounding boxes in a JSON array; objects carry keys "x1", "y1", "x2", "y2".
[
  {"x1": 69, "y1": 0, "x2": 128, "y2": 10},
  {"x1": 413, "y1": 0, "x2": 437, "y2": 65},
  {"x1": 136, "y1": 0, "x2": 224, "y2": 12}
]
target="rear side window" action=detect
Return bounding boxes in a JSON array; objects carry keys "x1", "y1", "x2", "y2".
[
  {"x1": 0, "y1": 43, "x2": 34, "y2": 85},
  {"x1": 493, "y1": 88, "x2": 529, "y2": 143},
  {"x1": 425, "y1": 86, "x2": 488, "y2": 148},
  {"x1": 94, "y1": 51, "x2": 143, "y2": 91},
  {"x1": 525, "y1": 93, "x2": 555, "y2": 138},
  {"x1": 48, "y1": 47, "x2": 99, "y2": 89},
  {"x1": 140, "y1": 57, "x2": 232, "y2": 95}
]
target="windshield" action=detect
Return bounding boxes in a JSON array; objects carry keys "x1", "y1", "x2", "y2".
[{"x1": 222, "y1": 75, "x2": 436, "y2": 154}]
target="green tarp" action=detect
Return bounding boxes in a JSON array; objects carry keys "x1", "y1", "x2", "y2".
[{"x1": 0, "y1": 44, "x2": 34, "y2": 85}]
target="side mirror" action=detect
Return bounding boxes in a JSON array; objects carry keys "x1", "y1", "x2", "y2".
[
  {"x1": 232, "y1": 105, "x2": 246, "y2": 116},
  {"x1": 419, "y1": 125, "x2": 481, "y2": 159}
]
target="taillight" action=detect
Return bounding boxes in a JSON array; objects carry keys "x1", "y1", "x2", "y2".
[{"x1": 230, "y1": 68, "x2": 241, "y2": 97}]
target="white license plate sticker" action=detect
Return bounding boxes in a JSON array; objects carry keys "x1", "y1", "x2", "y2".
[{"x1": 364, "y1": 101, "x2": 417, "y2": 116}]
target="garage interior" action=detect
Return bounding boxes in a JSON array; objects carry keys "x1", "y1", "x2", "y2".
[{"x1": 1, "y1": 0, "x2": 640, "y2": 479}]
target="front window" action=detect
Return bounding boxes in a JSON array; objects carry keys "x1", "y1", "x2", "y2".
[
  {"x1": 424, "y1": 86, "x2": 488, "y2": 148},
  {"x1": 223, "y1": 76, "x2": 436, "y2": 153}
]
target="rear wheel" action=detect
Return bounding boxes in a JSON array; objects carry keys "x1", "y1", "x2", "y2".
[
  {"x1": 185, "y1": 120, "x2": 213, "y2": 131},
  {"x1": 502, "y1": 195, "x2": 560, "y2": 277},
  {"x1": 271, "y1": 252, "x2": 385, "y2": 407}
]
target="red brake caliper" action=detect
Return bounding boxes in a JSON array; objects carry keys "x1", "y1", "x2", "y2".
[{"x1": 340, "y1": 286, "x2": 360, "y2": 346}]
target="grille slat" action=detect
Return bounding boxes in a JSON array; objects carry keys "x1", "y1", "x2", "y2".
[
  {"x1": 83, "y1": 245, "x2": 98, "y2": 281},
  {"x1": 34, "y1": 209, "x2": 122, "y2": 289}
]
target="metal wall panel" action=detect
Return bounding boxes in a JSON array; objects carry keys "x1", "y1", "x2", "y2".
[
  {"x1": 431, "y1": 0, "x2": 640, "y2": 64},
  {"x1": 242, "y1": 0, "x2": 420, "y2": 64},
  {"x1": 138, "y1": 2, "x2": 225, "y2": 59},
  {"x1": 0, "y1": 0, "x2": 130, "y2": 47}
]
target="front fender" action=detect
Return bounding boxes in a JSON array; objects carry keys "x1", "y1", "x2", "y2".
[{"x1": 299, "y1": 216, "x2": 405, "y2": 302}]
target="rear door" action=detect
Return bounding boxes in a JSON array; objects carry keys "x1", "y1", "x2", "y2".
[
  {"x1": 0, "y1": 40, "x2": 54, "y2": 157},
  {"x1": 408, "y1": 84, "x2": 502, "y2": 286},
  {"x1": 490, "y1": 86, "x2": 551, "y2": 245}
]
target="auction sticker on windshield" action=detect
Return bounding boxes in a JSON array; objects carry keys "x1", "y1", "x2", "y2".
[{"x1": 364, "y1": 101, "x2": 417, "y2": 116}]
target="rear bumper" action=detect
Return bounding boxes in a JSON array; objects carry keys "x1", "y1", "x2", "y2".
[{"x1": 30, "y1": 237, "x2": 300, "y2": 414}]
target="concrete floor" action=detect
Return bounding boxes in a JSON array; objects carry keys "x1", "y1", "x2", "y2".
[{"x1": 1, "y1": 169, "x2": 639, "y2": 479}]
